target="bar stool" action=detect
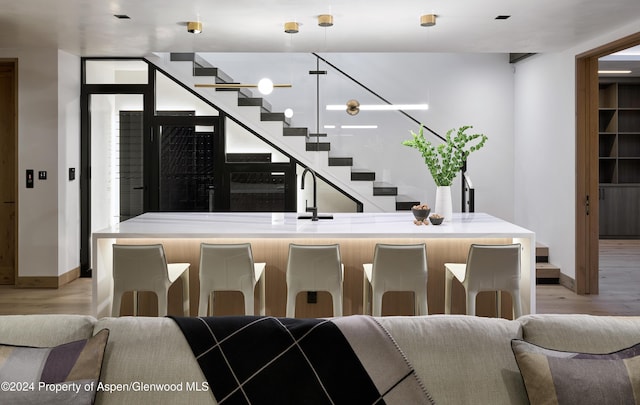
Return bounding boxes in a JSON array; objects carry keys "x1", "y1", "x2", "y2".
[
  {"x1": 286, "y1": 244, "x2": 343, "y2": 318},
  {"x1": 363, "y1": 243, "x2": 428, "y2": 316},
  {"x1": 198, "y1": 243, "x2": 266, "y2": 316},
  {"x1": 112, "y1": 244, "x2": 190, "y2": 317},
  {"x1": 445, "y1": 243, "x2": 522, "y2": 319}
]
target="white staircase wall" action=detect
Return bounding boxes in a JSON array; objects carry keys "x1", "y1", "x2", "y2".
[{"x1": 148, "y1": 52, "x2": 395, "y2": 212}]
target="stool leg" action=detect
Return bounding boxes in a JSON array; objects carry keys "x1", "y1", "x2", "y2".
[
  {"x1": 198, "y1": 289, "x2": 209, "y2": 317},
  {"x1": 444, "y1": 270, "x2": 454, "y2": 314},
  {"x1": 286, "y1": 290, "x2": 297, "y2": 318},
  {"x1": 132, "y1": 290, "x2": 138, "y2": 316},
  {"x1": 180, "y1": 271, "x2": 190, "y2": 316},
  {"x1": 258, "y1": 276, "x2": 266, "y2": 316},
  {"x1": 332, "y1": 291, "x2": 343, "y2": 317},
  {"x1": 157, "y1": 291, "x2": 168, "y2": 317},
  {"x1": 112, "y1": 292, "x2": 123, "y2": 317},
  {"x1": 416, "y1": 289, "x2": 428, "y2": 316},
  {"x1": 466, "y1": 291, "x2": 478, "y2": 316},
  {"x1": 512, "y1": 289, "x2": 522, "y2": 319}
]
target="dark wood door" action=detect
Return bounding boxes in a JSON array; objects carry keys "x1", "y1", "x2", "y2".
[{"x1": 0, "y1": 61, "x2": 16, "y2": 284}]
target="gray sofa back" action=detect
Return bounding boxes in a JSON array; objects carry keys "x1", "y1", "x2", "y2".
[{"x1": 2, "y1": 314, "x2": 640, "y2": 405}]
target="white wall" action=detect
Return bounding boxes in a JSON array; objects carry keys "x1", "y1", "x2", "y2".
[
  {"x1": 0, "y1": 48, "x2": 61, "y2": 278},
  {"x1": 57, "y1": 50, "x2": 81, "y2": 276},
  {"x1": 514, "y1": 20, "x2": 640, "y2": 279}
]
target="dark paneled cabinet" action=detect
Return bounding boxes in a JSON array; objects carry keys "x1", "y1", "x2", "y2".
[
  {"x1": 599, "y1": 186, "x2": 640, "y2": 238},
  {"x1": 599, "y1": 80, "x2": 640, "y2": 238}
]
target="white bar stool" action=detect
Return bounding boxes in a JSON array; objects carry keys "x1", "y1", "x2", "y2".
[
  {"x1": 112, "y1": 244, "x2": 190, "y2": 317},
  {"x1": 198, "y1": 243, "x2": 266, "y2": 316},
  {"x1": 286, "y1": 244, "x2": 343, "y2": 318},
  {"x1": 363, "y1": 243, "x2": 428, "y2": 316},
  {"x1": 445, "y1": 243, "x2": 522, "y2": 319}
]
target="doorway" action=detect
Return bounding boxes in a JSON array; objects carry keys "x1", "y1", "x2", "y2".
[
  {"x1": 0, "y1": 60, "x2": 16, "y2": 285},
  {"x1": 576, "y1": 32, "x2": 640, "y2": 294}
]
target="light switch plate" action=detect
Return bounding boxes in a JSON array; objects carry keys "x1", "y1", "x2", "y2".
[{"x1": 38, "y1": 171, "x2": 47, "y2": 180}]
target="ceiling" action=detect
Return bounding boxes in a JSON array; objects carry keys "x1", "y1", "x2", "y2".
[{"x1": 1, "y1": 0, "x2": 640, "y2": 56}]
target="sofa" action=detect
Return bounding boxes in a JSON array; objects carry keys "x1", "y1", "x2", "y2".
[{"x1": 1, "y1": 313, "x2": 640, "y2": 404}]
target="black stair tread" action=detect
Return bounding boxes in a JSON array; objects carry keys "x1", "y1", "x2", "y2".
[
  {"x1": 351, "y1": 169, "x2": 376, "y2": 181},
  {"x1": 238, "y1": 97, "x2": 272, "y2": 112},
  {"x1": 170, "y1": 53, "x2": 196, "y2": 61},
  {"x1": 395, "y1": 195, "x2": 421, "y2": 211},
  {"x1": 373, "y1": 182, "x2": 398, "y2": 196},
  {"x1": 217, "y1": 87, "x2": 254, "y2": 99},
  {"x1": 261, "y1": 112, "x2": 291, "y2": 126},
  {"x1": 283, "y1": 127, "x2": 308, "y2": 136},
  {"x1": 328, "y1": 157, "x2": 353, "y2": 166},
  {"x1": 306, "y1": 142, "x2": 330, "y2": 151},
  {"x1": 308, "y1": 133, "x2": 328, "y2": 137}
]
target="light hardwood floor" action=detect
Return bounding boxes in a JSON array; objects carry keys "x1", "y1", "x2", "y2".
[{"x1": 1, "y1": 240, "x2": 638, "y2": 316}]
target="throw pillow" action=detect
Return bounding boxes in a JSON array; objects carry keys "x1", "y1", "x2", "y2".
[
  {"x1": 0, "y1": 328, "x2": 109, "y2": 405},
  {"x1": 511, "y1": 339, "x2": 640, "y2": 405}
]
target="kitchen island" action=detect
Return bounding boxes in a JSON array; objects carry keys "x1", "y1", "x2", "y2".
[{"x1": 92, "y1": 212, "x2": 535, "y2": 318}]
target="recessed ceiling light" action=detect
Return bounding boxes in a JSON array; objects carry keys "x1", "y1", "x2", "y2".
[
  {"x1": 114, "y1": 14, "x2": 130, "y2": 19},
  {"x1": 318, "y1": 14, "x2": 334, "y2": 27},
  {"x1": 187, "y1": 21, "x2": 202, "y2": 34},
  {"x1": 420, "y1": 14, "x2": 437, "y2": 27},
  {"x1": 495, "y1": 15, "x2": 511, "y2": 20},
  {"x1": 284, "y1": 22, "x2": 299, "y2": 34}
]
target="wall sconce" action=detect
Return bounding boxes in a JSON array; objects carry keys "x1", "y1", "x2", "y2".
[{"x1": 187, "y1": 21, "x2": 203, "y2": 34}]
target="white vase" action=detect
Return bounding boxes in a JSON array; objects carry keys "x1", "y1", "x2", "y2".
[{"x1": 434, "y1": 186, "x2": 453, "y2": 222}]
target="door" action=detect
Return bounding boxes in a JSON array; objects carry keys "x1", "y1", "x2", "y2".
[
  {"x1": 0, "y1": 61, "x2": 16, "y2": 285},
  {"x1": 151, "y1": 114, "x2": 220, "y2": 212}
]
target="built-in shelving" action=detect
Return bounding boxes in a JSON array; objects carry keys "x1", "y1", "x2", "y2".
[{"x1": 599, "y1": 80, "x2": 640, "y2": 238}]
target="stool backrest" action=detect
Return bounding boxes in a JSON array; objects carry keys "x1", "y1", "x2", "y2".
[
  {"x1": 465, "y1": 244, "x2": 521, "y2": 291},
  {"x1": 286, "y1": 244, "x2": 342, "y2": 291},
  {"x1": 372, "y1": 243, "x2": 427, "y2": 291},
  {"x1": 113, "y1": 244, "x2": 169, "y2": 290},
  {"x1": 199, "y1": 243, "x2": 256, "y2": 291}
]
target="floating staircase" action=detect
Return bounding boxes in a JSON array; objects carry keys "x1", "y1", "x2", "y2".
[
  {"x1": 535, "y1": 243, "x2": 561, "y2": 284},
  {"x1": 149, "y1": 52, "x2": 420, "y2": 212}
]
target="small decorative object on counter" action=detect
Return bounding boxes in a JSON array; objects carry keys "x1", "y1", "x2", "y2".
[
  {"x1": 411, "y1": 204, "x2": 431, "y2": 221},
  {"x1": 412, "y1": 204, "x2": 431, "y2": 225},
  {"x1": 429, "y1": 213, "x2": 444, "y2": 225}
]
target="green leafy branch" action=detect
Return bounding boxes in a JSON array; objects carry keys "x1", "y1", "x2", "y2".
[{"x1": 402, "y1": 125, "x2": 488, "y2": 186}]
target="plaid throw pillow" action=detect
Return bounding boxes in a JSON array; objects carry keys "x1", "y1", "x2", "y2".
[{"x1": 511, "y1": 339, "x2": 640, "y2": 405}]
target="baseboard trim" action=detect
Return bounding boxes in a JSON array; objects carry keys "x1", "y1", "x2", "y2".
[
  {"x1": 559, "y1": 273, "x2": 576, "y2": 292},
  {"x1": 17, "y1": 267, "x2": 80, "y2": 289}
]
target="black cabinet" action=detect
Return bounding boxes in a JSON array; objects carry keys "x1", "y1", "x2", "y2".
[{"x1": 599, "y1": 186, "x2": 640, "y2": 238}]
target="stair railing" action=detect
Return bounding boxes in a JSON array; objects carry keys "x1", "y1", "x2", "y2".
[
  {"x1": 461, "y1": 164, "x2": 475, "y2": 213},
  {"x1": 312, "y1": 52, "x2": 475, "y2": 213}
]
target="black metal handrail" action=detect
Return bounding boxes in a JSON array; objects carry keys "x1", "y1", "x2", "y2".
[{"x1": 312, "y1": 53, "x2": 475, "y2": 212}]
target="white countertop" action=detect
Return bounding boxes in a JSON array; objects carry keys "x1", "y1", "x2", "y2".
[{"x1": 93, "y1": 212, "x2": 534, "y2": 239}]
